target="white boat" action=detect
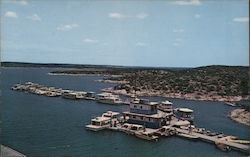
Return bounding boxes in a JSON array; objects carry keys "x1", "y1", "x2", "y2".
[
  {"x1": 46, "y1": 91, "x2": 61, "y2": 97},
  {"x1": 62, "y1": 91, "x2": 86, "y2": 99},
  {"x1": 102, "y1": 111, "x2": 120, "y2": 119},
  {"x1": 177, "y1": 133, "x2": 199, "y2": 139},
  {"x1": 225, "y1": 102, "x2": 237, "y2": 107},
  {"x1": 62, "y1": 92, "x2": 78, "y2": 99},
  {"x1": 158, "y1": 100, "x2": 173, "y2": 113},
  {"x1": 84, "y1": 92, "x2": 96, "y2": 100},
  {"x1": 96, "y1": 93, "x2": 122, "y2": 105},
  {"x1": 135, "y1": 131, "x2": 159, "y2": 141},
  {"x1": 120, "y1": 123, "x2": 144, "y2": 135},
  {"x1": 85, "y1": 116, "x2": 111, "y2": 131},
  {"x1": 75, "y1": 91, "x2": 87, "y2": 99}
]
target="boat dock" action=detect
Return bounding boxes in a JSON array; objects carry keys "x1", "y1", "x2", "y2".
[
  {"x1": 170, "y1": 127, "x2": 250, "y2": 154},
  {"x1": 86, "y1": 108, "x2": 250, "y2": 155},
  {"x1": 1, "y1": 145, "x2": 26, "y2": 157},
  {"x1": 11, "y1": 82, "x2": 129, "y2": 105}
]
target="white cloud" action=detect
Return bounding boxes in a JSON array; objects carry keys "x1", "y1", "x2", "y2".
[
  {"x1": 3, "y1": 0, "x2": 28, "y2": 5},
  {"x1": 172, "y1": 0, "x2": 201, "y2": 6},
  {"x1": 194, "y1": 14, "x2": 201, "y2": 18},
  {"x1": 83, "y1": 38, "x2": 99, "y2": 44},
  {"x1": 136, "y1": 13, "x2": 148, "y2": 19},
  {"x1": 136, "y1": 42, "x2": 147, "y2": 47},
  {"x1": 109, "y1": 12, "x2": 148, "y2": 20},
  {"x1": 5, "y1": 11, "x2": 18, "y2": 18},
  {"x1": 109, "y1": 12, "x2": 125, "y2": 19},
  {"x1": 27, "y1": 14, "x2": 41, "y2": 21},
  {"x1": 233, "y1": 17, "x2": 249, "y2": 22},
  {"x1": 20, "y1": 0, "x2": 28, "y2": 5},
  {"x1": 56, "y1": 24, "x2": 79, "y2": 31},
  {"x1": 173, "y1": 29, "x2": 184, "y2": 33}
]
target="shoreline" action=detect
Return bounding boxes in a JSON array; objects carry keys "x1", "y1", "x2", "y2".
[
  {"x1": 102, "y1": 87, "x2": 249, "y2": 102},
  {"x1": 229, "y1": 109, "x2": 250, "y2": 126},
  {"x1": 48, "y1": 72, "x2": 107, "y2": 77},
  {"x1": 95, "y1": 79, "x2": 129, "y2": 84},
  {"x1": 48, "y1": 72, "x2": 250, "y2": 102}
]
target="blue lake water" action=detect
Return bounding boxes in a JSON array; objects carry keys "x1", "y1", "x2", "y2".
[{"x1": 1, "y1": 67, "x2": 249, "y2": 157}]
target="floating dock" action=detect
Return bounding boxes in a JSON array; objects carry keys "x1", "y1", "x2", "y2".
[
  {"x1": 86, "y1": 109, "x2": 250, "y2": 155},
  {"x1": 11, "y1": 82, "x2": 129, "y2": 105},
  {"x1": 170, "y1": 127, "x2": 250, "y2": 154},
  {"x1": 1, "y1": 145, "x2": 26, "y2": 157}
]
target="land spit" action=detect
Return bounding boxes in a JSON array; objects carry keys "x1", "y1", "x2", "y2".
[{"x1": 229, "y1": 109, "x2": 250, "y2": 126}]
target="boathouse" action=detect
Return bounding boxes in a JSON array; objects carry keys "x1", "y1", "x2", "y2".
[
  {"x1": 123, "y1": 99, "x2": 171, "y2": 129},
  {"x1": 175, "y1": 108, "x2": 194, "y2": 123}
]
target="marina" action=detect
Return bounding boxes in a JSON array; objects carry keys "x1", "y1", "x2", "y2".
[
  {"x1": 86, "y1": 97, "x2": 250, "y2": 154},
  {"x1": 2, "y1": 68, "x2": 249, "y2": 157},
  {"x1": 11, "y1": 82, "x2": 125, "y2": 105}
]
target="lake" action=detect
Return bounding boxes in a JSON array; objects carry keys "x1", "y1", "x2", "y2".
[{"x1": 1, "y1": 67, "x2": 249, "y2": 157}]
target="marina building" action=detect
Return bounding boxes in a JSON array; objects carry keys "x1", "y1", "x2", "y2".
[{"x1": 123, "y1": 98, "x2": 171, "y2": 129}]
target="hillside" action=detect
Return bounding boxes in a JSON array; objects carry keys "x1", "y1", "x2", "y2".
[
  {"x1": 112, "y1": 65, "x2": 249, "y2": 96},
  {"x1": 49, "y1": 65, "x2": 249, "y2": 101},
  {"x1": 2, "y1": 62, "x2": 249, "y2": 101}
]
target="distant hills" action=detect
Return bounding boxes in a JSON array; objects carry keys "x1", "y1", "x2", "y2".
[{"x1": 0, "y1": 61, "x2": 187, "y2": 70}]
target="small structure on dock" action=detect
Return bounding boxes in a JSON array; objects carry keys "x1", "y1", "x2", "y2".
[{"x1": 175, "y1": 108, "x2": 194, "y2": 123}]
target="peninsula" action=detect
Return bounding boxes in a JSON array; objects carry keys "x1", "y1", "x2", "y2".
[
  {"x1": 51, "y1": 65, "x2": 249, "y2": 102},
  {"x1": 2, "y1": 62, "x2": 249, "y2": 102}
]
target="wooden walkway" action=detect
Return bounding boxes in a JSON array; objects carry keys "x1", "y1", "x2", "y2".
[{"x1": 171, "y1": 127, "x2": 250, "y2": 154}]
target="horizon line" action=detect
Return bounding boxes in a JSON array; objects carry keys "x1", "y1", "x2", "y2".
[{"x1": 1, "y1": 61, "x2": 249, "y2": 69}]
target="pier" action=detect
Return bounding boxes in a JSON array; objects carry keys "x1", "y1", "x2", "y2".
[
  {"x1": 85, "y1": 97, "x2": 250, "y2": 155},
  {"x1": 170, "y1": 127, "x2": 250, "y2": 154}
]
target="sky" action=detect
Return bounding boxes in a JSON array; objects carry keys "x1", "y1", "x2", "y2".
[{"x1": 1, "y1": 0, "x2": 249, "y2": 67}]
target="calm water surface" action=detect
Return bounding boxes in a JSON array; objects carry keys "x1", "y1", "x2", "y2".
[{"x1": 1, "y1": 67, "x2": 249, "y2": 157}]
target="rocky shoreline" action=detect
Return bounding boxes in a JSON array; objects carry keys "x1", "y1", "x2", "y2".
[
  {"x1": 229, "y1": 109, "x2": 250, "y2": 126},
  {"x1": 48, "y1": 65, "x2": 249, "y2": 102},
  {"x1": 102, "y1": 87, "x2": 249, "y2": 102}
]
